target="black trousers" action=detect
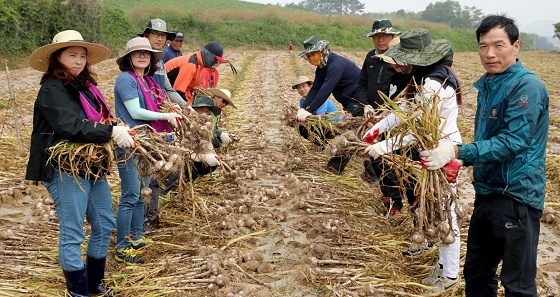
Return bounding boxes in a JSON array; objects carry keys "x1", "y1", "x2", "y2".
[
  {"x1": 464, "y1": 194, "x2": 541, "y2": 297},
  {"x1": 364, "y1": 157, "x2": 404, "y2": 210},
  {"x1": 146, "y1": 161, "x2": 216, "y2": 217},
  {"x1": 297, "y1": 121, "x2": 349, "y2": 174}
]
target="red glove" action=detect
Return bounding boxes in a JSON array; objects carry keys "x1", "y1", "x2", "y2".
[
  {"x1": 442, "y1": 159, "x2": 461, "y2": 183},
  {"x1": 363, "y1": 128, "x2": 379, "y2": 144}
]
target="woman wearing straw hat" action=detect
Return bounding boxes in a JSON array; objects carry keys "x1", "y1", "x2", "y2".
[
  {"x1": 26, "y1": 30, "x2": 134, "y2": 297},
  {"x1": 113, "y1": 37, "x2": 183, "y2": 263},
  {"x1": 362, "y1": 28, "x2": 463, "y2": 292}
]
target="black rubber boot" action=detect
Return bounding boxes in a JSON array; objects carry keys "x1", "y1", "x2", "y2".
[
  {"x1": 62, "y1": 268, "x2": 89, "y2": 297},
  {"x1": 86, "y1": 256, "x2": 111, "y2": 296}
]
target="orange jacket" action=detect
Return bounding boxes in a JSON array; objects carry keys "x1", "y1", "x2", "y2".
[
  {"x1": 164, "y1": 51, "x2": 204, "y2": 105},
  {"x1": 199, "y1": 67, "x2": 220, "y2": 89}
]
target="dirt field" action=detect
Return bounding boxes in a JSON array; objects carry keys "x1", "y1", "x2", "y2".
[{"x1": 0, "y1": 50, "x2": 559, "y2": 297}]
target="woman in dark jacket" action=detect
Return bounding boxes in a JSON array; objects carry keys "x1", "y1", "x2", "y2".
[{"x1": 26, "y1": 30, "x2": 134, "y2": 296}]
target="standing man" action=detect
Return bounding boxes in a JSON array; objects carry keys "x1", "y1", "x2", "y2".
[
  {"x1": 296, "y1": 35, "x2": 368, "y2": 174},
  {"x1": 357, "y1": 19, "x2": 408, "y2": 218},
  {"x1": 139, "y1": 19, "x2": 188, "y2": 230},
  {"x1": 163, "y1": 29, "x2": 184, "y2": 63},
  {"x1": 139, "y1": 19, "x2": 188, "y2": 108},
  {"x1": 420, "y1": 15, "x2": 549, "y2": 296}
]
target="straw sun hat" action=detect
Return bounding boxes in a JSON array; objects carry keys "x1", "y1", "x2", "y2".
[
  {"x1": 207, "y1": 88, "x2": 236, "y2": 108},
  {"x1": 116, "y1": 37, "x2": 163, "y2": 65},
  {"x1": 29, "y1": 30, "x2": 110, "y2": 72},
  {"x1": 291, "y1": 76, "x2": 312, "y2": 89}
]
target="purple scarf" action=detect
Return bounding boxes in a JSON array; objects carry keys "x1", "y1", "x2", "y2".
[
  {"x1": 78, "y1": 82, "x2": 113, "y2": 124},
  {"x1": 127, "y1": 70, "x2": 170, "y2": 132}
]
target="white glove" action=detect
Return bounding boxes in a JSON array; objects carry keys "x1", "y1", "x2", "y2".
[
  {"x1": 202, "y1": 154, "x2": 220, "y2": 167},
  {"x1": 220, "y1": 132, "x2": 232, "y2": 145},
  {"x1": 186, "y1": 105, "x2": 195, "y2": 113},
  {"x1": 296, "y1": 108, "x2": 312, "y2": 122},
  {"x1": 364, "y1": 142, "x2": 387, "y2": 159},
  {"x1": 362, "y1": 127, "x2": 380, "y2": 144},
  {"x1": 363, "y1": 105, "x2": 375, "y2": 116},
  {"x1": 111, "y1": 126, "x2": 135, "y2": 148},
  {"x1": 161, "y1": 113, "x2": 183, "y2": 128},
  {"x1": 169, "y1": 104, "x2": 182, "y2": 111},
  {"x1": 419, "y1": 142, "x2": 457, "y2": 170}
]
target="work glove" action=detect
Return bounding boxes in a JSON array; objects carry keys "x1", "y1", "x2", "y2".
[
  {"x1": 363, "y1": 105, "x2": 375, "y2": 117},
  {"x1": 161, "y1": 113, "x2": 183, "y2": 128},
  {"x1": 364, "y1": 142, "x2": 387, "y2": 160},
  {"x1": 186, "y1": 105, "x2": 195, "y2": 113},
  {"x1": 220, "y1": 132, "x2": 232, "y2": 145},
  {"x1": 296, "y1": 108, "x2": 312, "y2": 122},
  {"x1": 362, "y1": 127, "x2": 379, "y2": 144},
  {"x1": 200, "y1": 154, "x2": 220, "y2": 167},
  {"x1": 169, "y1": 104, "x2": 182, "y2": 111},
  {"x1": 419, "y1": 142, "x2": 457, "y2": 170},
  {"x1": 111, "y1": 125, "x2": 135, "y2": 148},
  {"x1": 442, "y1": 159, "x2": 462, "y2": 183}
]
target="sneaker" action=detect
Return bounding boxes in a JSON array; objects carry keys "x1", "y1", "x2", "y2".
[
  {"x1": 430, "y1": 275, "x2": 460, "y2": 291},
  {"x1": 115, "y1": 247, "x2": 144, "y2": 264},
  {"x1": 421, "y1": 264, "x2": 443, "y2": 285},
  {"x1": 388, "y1": 208, "x2": 401, "y2": 219},
  {"x1": 360, "y1": 171, "x2": 378, "y2": 184},
  {"x1": 129, "y1": 236, "x2": 150, "y2": 250}
]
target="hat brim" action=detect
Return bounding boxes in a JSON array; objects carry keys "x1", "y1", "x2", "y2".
[
  {"x1": 384, "y1": 39, "x2": 451, "y2": 67},
  {"x1": 207, "y1": 88, "x2": 236, "y2": 108},
  {"x1": 298, "y1": 40, "x2": 329, "y2": 57},
  {"x1": 138, "y1": 29, "x2": 176, "y2": 41},
  {"x1": 364, "y1": 28, "x2": 401, "y2": 38},
  {"x1": 29, "y1": 41, "x2": 111, "y2": 72},
  {"x1": 215, "y1": 55, "x2": 228, "y2": 63},
  {"x1": 116, "y1": 47, "x2": 164, "y2": 65},
  {"x1": 291, "y1": 80, "x2": 312, "y2": 89}
]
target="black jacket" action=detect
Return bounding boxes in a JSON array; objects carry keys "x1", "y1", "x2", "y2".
[
  {"x1": 26, "y1": 76, "x2": 113, "y2": 182},
  {"x1": 357, "y1": 50, "x2": 408, "y2": 108}
]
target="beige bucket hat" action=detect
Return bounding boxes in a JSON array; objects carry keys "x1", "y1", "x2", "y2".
[
  {"x1": 116, "y1": 37, "x2": 163, "y2": 65},
  {"x1": 29, "y1": 30, "x2": 110, "y2": 72},
  {"x1": 291, "y1": 76, "x2": 313, "y2": 89},
  {"x1": 207, "y1": 88, "x2": 236, "y2": 108}
]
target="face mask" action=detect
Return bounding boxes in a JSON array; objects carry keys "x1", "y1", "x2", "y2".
[{"x1": 305, "y1": 51, "x2": 322, "y2": 67}]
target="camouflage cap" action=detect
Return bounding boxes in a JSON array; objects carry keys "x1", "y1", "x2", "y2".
[
  {"x1": 298, "y1": 35, "x2": 329, "y2": 57},
  {"x1": 364, "y1": 19, "x2": 401, "y2": 37},
  {"x1": 192, "y1": 95, "x2": 221, "y2": 115},
  {"x1": 384, "y1": 28, "x2": 451, "y2": 67}
]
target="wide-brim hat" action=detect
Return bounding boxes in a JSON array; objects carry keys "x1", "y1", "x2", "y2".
[
  {"x1": 373, "y1": 37, "x2": 401, "y2": 64},
  {"x1": 291, "y1": 76, "x2": 312, "y2": 89},
  {"x1": 298, "y1": 35, "x2": 329, "y2": 57},
  {"x1": 207, "y1": 88, "x2": 236, "y2": 108},
  {"x1": 116, "y1": 37, "x2": 163, "y2": 65},
  {"x1": 137, "y1": 19, "x2": 176, "y2": 41},
  {"x1": 364, "y1": 19, "x2": 401, "y2": 37},
  {"x1": 384, "y1": 28, "x2": 451, "y2": 67},
  {"x1": 29, "y1": 30, "x2": 110, "y2": 72},
  {"x1": 192, "y1": 94, "x2": 221, "y2": 115}
]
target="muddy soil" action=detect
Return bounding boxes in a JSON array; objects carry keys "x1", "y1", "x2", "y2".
[{"x1": 0, "y1": 50, "x2": 559, "y2": 297}]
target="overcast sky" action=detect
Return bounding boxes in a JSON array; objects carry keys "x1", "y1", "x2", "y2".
[{"x1": 244, "y1": 0, "x2": 559, "y2": 28}]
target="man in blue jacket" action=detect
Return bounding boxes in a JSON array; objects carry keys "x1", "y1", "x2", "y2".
[
  {"x1": 420, "y1": 15, "x2": 549, "y2": 297},
  {"x1": 296, "y1": 35, "x2": 368, "y2": 174}
]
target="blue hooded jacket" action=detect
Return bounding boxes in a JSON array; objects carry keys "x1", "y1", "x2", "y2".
[{"x1": 458, "y1": 60, "x2": 549, "y2": 210}]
